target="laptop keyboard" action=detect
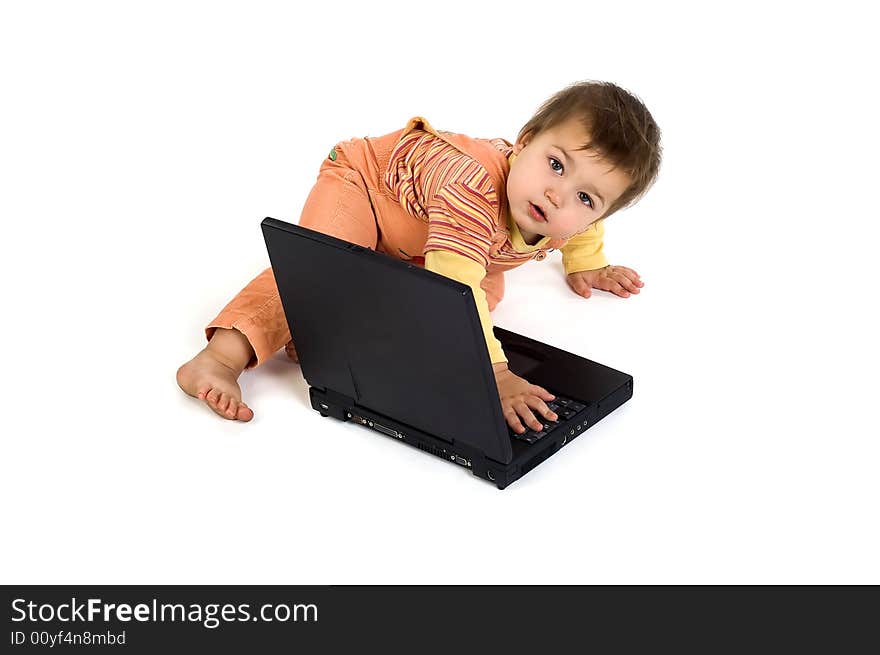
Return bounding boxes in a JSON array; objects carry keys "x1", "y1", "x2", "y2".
[{"x1": 508, "y1": 394, "x2": 587, "y2": 445}]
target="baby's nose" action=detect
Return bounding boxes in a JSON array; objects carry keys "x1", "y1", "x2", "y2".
[{"x1": 545, "y1": 189, "x2": 560, "y2": 208}]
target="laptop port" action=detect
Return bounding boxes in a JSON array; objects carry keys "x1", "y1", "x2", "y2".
[
  {"x1": 452, "y1": 455, "x2": 470, "y2": 468},
  {"x1": 369, "y1": 421, "x2": 400, "y2": 439}
]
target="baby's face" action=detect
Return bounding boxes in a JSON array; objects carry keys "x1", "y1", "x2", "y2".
[{"x1": 506, "y1": 117, "x2": 632, "y2": 244}]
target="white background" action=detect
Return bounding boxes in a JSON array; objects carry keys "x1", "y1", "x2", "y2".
[{"x1": 1, "y1": 1, "x2": 877, "y2": 584}]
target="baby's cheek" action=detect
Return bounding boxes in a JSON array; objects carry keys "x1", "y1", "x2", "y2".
[
  {"x1": 575, "y1": 217, "x2": 596, "y2": 235},
  {"x1": 556, "y1": 216, "x2": 580, "y2": 237}
]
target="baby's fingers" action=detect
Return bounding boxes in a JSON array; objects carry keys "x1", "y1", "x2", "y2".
[
  {"x1": 617, "y1": 266, "x2": 644, "y2": 286},
  {"x1": 524, "y1": 395, "x2": 558, "y2": 422},
  {"x1": 503, "y1": 407, "x2": 527, "y2": 434},
  {"x1": 616, "y1": 268, "x2": 643, "y2": 293},
  {"x1": 567, "y1": 274, "x2": 592, "y2": 298},
  {"x1": 514, "y1": 401, "x2": 544, "y2": 431},
  {"x1": 599, "y1": 269, "x2": 637, "y2": 297},
  {"x1": 528, "y1": 384, "x2": 555, "y2": 402},
  {"x1": 614, "y1": 272, "x2": 640, "y2": 295},
  {"x1": 597, "y1": 276, "x2": 632, "y2": 298}
]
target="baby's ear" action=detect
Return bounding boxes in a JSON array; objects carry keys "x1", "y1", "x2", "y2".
[{"x1": 513, "y1": 131, "x2": 533, "y2": 154}]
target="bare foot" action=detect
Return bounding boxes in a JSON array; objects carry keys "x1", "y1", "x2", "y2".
[{"x1": 177, "y1": 349, "x2": 254, "y2": 421}]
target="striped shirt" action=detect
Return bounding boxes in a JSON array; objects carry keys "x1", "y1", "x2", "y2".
[
  {"x1": 382, "y1": 117, "x2": 608, "y2": 363},
  {"x1": 384, "y1": 118, "x2": 608, "y2": 274}
]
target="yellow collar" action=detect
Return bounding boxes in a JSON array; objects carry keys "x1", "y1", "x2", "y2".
[{"x1": 508, "y1": 217, "x2": 552, "y2": 251}]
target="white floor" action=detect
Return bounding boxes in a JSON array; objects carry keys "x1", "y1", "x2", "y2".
[{"x1": 2, "y1": 1, "x2": 877, "y2": 584}]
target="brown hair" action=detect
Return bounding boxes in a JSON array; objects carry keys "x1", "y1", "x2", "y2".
[{"x1": 517, "y1": 81, "x2": 662, "y2": 218}]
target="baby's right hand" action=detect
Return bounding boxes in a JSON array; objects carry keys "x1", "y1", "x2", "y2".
[{"x1": 492, "y1": 363, "x2": 557, "y2": 433}]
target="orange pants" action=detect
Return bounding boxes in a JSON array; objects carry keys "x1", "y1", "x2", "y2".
[{"x1": 205, "y1": 131, "x2": 506, "y2": 369}]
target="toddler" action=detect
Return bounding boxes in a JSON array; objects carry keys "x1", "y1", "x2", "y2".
[{"x1": 177, "y1": 80, "x2": 662, "y2": 434}]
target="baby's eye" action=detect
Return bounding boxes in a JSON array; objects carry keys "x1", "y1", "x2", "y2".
[
  {"x1": 578, "y1": 191, "x2": 594, "y2": 208},
  {"x1": 549, "y1": 157, "x2": 563, "y2": 173}
]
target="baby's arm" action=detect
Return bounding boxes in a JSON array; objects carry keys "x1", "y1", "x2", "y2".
[
  {"x1": 561, "y1": 220, "x2": 643, "y2": 298},
  {"x1": 425, "y1": 250, "x2": 506, "y2": 363},
  {"x1": 425, "y1": 250, "x2": 557, "y2": 433}
]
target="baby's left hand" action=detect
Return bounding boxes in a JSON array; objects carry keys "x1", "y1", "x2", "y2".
[{"x1": 566, "y1": 265, "x2": 644, "y2": 299}]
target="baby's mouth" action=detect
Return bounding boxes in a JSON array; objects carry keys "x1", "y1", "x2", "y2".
[{"x1": 529, "y1": 202, "x2": 547, "y2": 222}]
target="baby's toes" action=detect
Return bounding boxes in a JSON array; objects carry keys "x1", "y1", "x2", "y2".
[
  {"x1": 217, "y1": 392, "x2": 232, "y2": 414},
  {"x1": 208, "y1": 390, "x2": 229, "y2": 417},
  {"x1": 236, "y1": 403, "x2": 254, "y2": 422},
  {"x1": 205, "y1": 388, "x2": 221, "y2": 408},
  {"x1": 225, "y1": 398, "x2": 239, "y2": 418}
]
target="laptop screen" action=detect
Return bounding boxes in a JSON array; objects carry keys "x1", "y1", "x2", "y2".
[{"x1": 262, "y1": 218, "x2": 514, "y2": 464}]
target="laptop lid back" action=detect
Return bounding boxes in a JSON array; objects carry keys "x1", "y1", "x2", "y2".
[{"x1": 261, "y1": 218, "x2": 514, "y2": 464}]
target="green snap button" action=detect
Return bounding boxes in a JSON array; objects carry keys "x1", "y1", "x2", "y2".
[{"x1": 328, "y1": 148, "x2": 337, "y2": 161}]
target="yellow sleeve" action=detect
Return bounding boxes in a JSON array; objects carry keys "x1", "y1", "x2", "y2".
[
  {"x1": 424, "y1": 250, "x2": 507, "y2": 365},
  {"x1": 560, "y1": 220, "x2": 608, "y2": 274}
]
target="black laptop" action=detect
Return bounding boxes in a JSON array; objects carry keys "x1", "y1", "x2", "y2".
[{"x1": 261, "y1": 217, "x2": 633, "y2": 489}]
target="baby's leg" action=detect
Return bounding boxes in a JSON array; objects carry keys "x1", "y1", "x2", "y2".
[{"x1": 177, "y1": 144, "x2": 380, "y2": 420}]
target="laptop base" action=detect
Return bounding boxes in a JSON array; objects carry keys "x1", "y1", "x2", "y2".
[{"x1": 309, "y1": 373, "x2": 633, "y2": 490}]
